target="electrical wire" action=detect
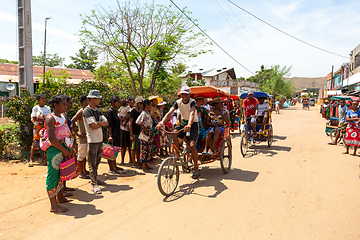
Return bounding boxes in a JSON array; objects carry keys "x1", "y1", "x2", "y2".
[
  {"x1": 228, "y1": 0, "x2": 348, "y2": 59},
  {"x1": 211, "y1": 0, "x2": 265, "y2": 61},
  {"x1": 170, "y1": 0, "x2": 255, "y2": 75}
]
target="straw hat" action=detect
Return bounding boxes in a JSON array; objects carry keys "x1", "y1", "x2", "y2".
[
  {"x1": 149, "y1": 95, "x2": 163, "y2": 104},
  {"x1": 210, "y1": 97, "x2": 224, "y2": 104}
]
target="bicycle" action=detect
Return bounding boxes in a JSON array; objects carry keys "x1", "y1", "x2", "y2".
[{"x1": 157, "y1": 127, "x2": 232, "y2": 197}]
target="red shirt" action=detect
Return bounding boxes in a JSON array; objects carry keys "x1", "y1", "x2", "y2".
[{"x1": 242, "y1": 97, "x2": 259, "y2": 117}]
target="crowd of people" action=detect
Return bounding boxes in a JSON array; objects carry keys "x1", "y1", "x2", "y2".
[{"x1": 29, "y1": 86, "x2": 276, "y2": 212}]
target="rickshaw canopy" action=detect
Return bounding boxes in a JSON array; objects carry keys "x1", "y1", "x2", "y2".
[
  {"x1": 183, "y1": 86, "x2": 230, "y2": 98},
  {"x1": 222, "y1": 95, "x2": 240, "y2": 101},
  {"x1": 330, "y1": 95, "x2": 359, "y2": 101},
  {"x1": 240, "y1": 92, "x2": 270, "y2": 99}
]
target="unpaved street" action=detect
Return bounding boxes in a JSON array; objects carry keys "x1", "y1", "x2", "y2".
[{"x1": 1, "y1": 104, "x2": 360, "y2": 240}]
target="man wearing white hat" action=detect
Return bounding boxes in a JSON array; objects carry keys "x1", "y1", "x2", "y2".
[{"x1": 157, "y1": 86, "x2": 200, "y2": 179}]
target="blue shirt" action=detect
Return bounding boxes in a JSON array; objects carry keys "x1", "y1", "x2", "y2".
[
  {"x1": 346, "y1": 109, "x2": 360, "y2": 123},
  {"x1": 338, "y1": 105, "x2": 348, "y2": 123}
]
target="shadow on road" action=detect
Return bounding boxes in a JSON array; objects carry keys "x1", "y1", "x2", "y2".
[
  {"x1": 245, "y1": 144, "x2": 291, "y2": 157},
  {"x1": 163, "y1": 167, "x2": 259, "y2": 202},
  {"x1": 61, "y1": 202, "x2": 103, "y2": 219}
]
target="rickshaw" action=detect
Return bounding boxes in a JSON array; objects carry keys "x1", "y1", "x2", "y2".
[
  {"x1": 302, "y1": 98, "x2": 310, "y2": 110},
  {"x1": 157, "y1": 86, "x2": 233, "y2": 197},
  {"x1": 326, "y1": 96, "x2": 358, "y2": 140},
  {"x1": 239, "y1": 92, "x2": 273, "y2": 157}
]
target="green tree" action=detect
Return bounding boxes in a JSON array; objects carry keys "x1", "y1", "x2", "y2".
[
  {"x1": 0, "y1": 59, "x2": 19, "y2": 64},
  {"x1": 32, "y1": 52, "x2": 65, "y2": 67},
  {"x1": 171, "y1": 62, "x2": 187, "y2": 75},
  {"x1": 247, "y1": 65, "x2": 294, "y2": 98},
  {"x1": 66, "y1": 46, "x2": 98, "y2": 72},
  {"x1": 185, "y1": 77, "x2": 206, "y2": 87},
  {"x1": 79, "y1": 0, "x2": 210, "y2": 95}
]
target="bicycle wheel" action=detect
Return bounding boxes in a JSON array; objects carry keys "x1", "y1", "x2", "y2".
[
  {"x1": 220, "y1": 139, "x2": 232, "y2": 173},
  {"x1": 240, "y1": 133, "x2": 248, "y2": 157},
  {"x1": 330, "y1": 129, "x2": 341, "y2": 144},
  {"x1": 267, "y1": 125, "x2": 273, "y2": 148},
  {"x1": 157, "y1": 157, "x2": 179, "y2": 197}
]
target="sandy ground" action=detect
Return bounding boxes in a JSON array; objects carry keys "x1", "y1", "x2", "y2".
[{"x1": 1, "y1": 104, "x2": 360, "y2": 240}]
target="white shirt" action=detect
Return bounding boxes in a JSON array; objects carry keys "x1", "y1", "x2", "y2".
[
  {"x1": 258, "y1": 103, "x2": 270, "y2": 116},
  {"x1": 31, "y1": 105, "x2": 51, "y2": 125}
]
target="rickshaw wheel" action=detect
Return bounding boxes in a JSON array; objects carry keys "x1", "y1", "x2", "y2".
[
  {"x1": 330, "y1": 129, "x2": 342, "y2": 144},
  {"x1": 240, "y1": 133, "x2": 248, "y2": 157},
  {"x1": 267, "y1": 125, "x2": 273, "y2": 148},
  {"x1": 220, "y1": 139, "x2": 232, "y2": 174},
  {"x1": 157, "y1": 157, "x2": 179, "y2": 197}
]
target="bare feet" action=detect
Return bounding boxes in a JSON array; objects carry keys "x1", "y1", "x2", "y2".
[
  {"x1": 343, "y1": 152, "x2": 349, "y2": 154},
  {"x1": 50, "y1": 205, "x2": 69, "y2": 213}
]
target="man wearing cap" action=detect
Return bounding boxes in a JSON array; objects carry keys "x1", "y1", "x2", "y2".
[
  {"x1": 83, "y1": 90, "x2": 108, "y2": 194},
  {"x1": 129, "y1": 96, "x2": 144, "y2": 167},
  {"x1": 242, "y1": 91, "x2": 259, "y2": 137},
  {"x1": 157, "y1": 86, "x2": 200, "y2": 179}
]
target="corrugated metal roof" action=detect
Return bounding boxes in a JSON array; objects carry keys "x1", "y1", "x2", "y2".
[{"x1": 0, "y1": 63, "x2": 94, "y2": 83}]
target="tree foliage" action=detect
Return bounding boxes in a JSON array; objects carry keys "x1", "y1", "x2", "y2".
[
  {"x1": 186, "y1": 77, "x2": 206, "y2": 87},
  {"x1": 247, "y1": 65, "x2": 294, "y2": 98},
  {"x1": 65, "y1": 46, "x2": 98, "y2": 72},
  {"x1": 0, "y1": 59, "x2": 18, "y2": 64},
  {"x1": 79, "y1": 0, "x2": 210, "y2": 95},
  {"x1": 33, "y1": 52, "x2": 65, "y2": 67}
]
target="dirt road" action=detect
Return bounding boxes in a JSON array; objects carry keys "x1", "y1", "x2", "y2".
[{"x1": 1, "y1": 104, "x2": 360, "y2": 240}]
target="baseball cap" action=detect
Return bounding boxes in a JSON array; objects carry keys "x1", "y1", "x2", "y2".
[
  {"x1": 179, "y1": 86, "x2": 191, "y2": 94},
  {"x1": 247, "y1": 90, "x2": 253, "y2": 95},
  {"x1": 135, "y1": 96, "x2": 144, "y2": 104},
  {"x1": 87, "y1": 90, "x2": 102, "y2": 98}
]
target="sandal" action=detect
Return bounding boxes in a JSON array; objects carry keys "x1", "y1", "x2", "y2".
[
  {"x1": 116, "y1": 167, "x2": 124, "y2": 171},
  {"x1": 64, "y1": 187, "x2": 75, "y2": 192},
  {"x1": 27, "y1": 162, "x2": 34, "y2": 167},
  {"x1": 109, "y1": 170, "x2": 120, "y2": 174},
  {"x1": 192, "y1": 170, "x2": 200, "y2": 179},
  {"x1": 79, "y1": 174, "x2": 90, "y2": 179},
  {"x1": 92, "y1": 185, "x2": 102, "y2": 195},
  {"x1": 97, "y1": 180, "x2": 106, "y2": 186}
]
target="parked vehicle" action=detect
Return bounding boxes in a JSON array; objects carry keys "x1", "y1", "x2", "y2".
[{"x1": 309, "y1": 98, "x2": 315, "y2": 106}]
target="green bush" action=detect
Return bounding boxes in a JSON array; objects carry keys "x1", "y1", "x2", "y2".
[{"x1": 0, "y1": 124, "x2": 19, "y2": 156}]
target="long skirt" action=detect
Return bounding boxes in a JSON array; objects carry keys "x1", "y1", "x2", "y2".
[
  {"x1": 140, "y1": 128, "x2": 152, "y2": 163},
  {"x1": 345, "y1": 123, "x2": 360, "y2": 147},
  {"x1": 32, "y1": 124, "x2": 43, "y2": 150},
  {"x1": 46, "y1": 143, "x2": 68, "y2": 198},
  {"x1": 151, "y1": 125, "x2": 160, "y2": 155}
]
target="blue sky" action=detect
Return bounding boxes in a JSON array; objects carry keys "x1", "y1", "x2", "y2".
[{"x1": 1, "y1": 0, "x2": 360, "y2": 78}]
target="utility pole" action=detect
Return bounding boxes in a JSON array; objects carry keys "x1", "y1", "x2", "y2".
[
  {"x1": 18, "y1": 0, "x2": 34, "y2": 95},
  {"x1": 43, "y1": 17, "x2": 52, "y2": 87},
  {"x1": 331, "y1": 65, "x2": 334, "y2": 90}
]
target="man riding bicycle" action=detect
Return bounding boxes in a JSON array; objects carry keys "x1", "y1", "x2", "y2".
[
  {"x1": 157, "y1": 86, "x2": 200, "y2": 179},
  {"x1": 242, "y1": 91, "x2": 259, "y2": 137}
]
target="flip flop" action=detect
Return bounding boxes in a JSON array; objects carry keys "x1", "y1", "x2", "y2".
[
  {"x1": 192, "y1": 170, "x2": 200, "y2": 179},
  {"x1": 64, "y1": 187, "x2": 75, "y2": 192},
  {"x1": 116, "y1": 167, "x2": 124, "y2": 171},
  {"x1": 28, "y1": 163, "x2": 34, "y2": 167},
  {"x1": 63, "y1": 192, "x2": 73, "y2": 197}
]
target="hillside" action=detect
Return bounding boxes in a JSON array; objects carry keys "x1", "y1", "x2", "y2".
[{"x1": 286, "y1": 77, "x2": 326, "y2": 91}]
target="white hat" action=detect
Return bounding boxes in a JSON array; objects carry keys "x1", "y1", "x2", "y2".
[
  {"x1": 135, "y1": 96, "x2": 144, "y2": 104},
  {"x1": 158, "y1": 100, "x2": 166, "y2": 106},
  {"x1": 179, "y1": 86, "x2": 191, "y2": 94}
]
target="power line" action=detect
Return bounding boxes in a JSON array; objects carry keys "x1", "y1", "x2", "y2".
[
  {"x1": 211, "y1": 0, "x2": 267, "y2": 62},
  {"x1": 228, "y1": 0, "x2": 348, "y2": 59},
  {"x1": 170, "y1": 0, "x2": 254, "y2": 75}
]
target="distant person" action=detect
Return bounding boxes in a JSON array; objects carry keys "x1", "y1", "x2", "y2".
[
  {"x1": 275, "y1": 99, "x2": 280, "y2": 114},
  {"x1": 29, "y1": 94, "x2": 51, "y2": 167},
  {"x1": 118, "y1": 99, "x2": 132, "y2": 165},
  {"x1": 106, "y1": 95, "x2": 123, "y2": 173},
  {"x1": 83, "y1": 90, "x2": 108, "y2": 194},
  {"x1": 257, "y1": 97, "x2": 271, "y2": 133},
  {"x1": 129, "y1": 96, "x2": 144, "y2": 168},
  {"x1": 71, "y1": 95, "x2": 90, "y2": 179}
]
